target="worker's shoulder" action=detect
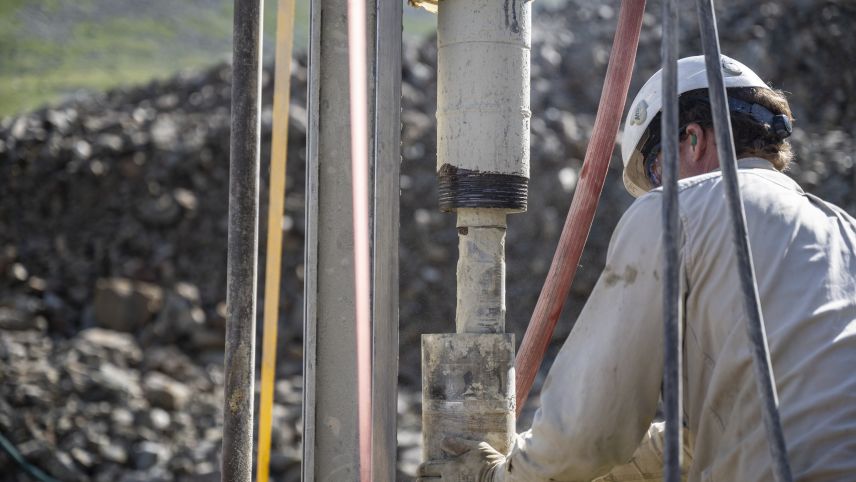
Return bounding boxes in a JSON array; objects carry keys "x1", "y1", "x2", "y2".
[
  {"x1": 628, "y1": 171, "x2": 728, "y2": 214},
  {"x1": 683, "y1": 168, "x2": 800, "y2": 196},
  {"x1": 641, "y1": 167, "x2": 803, "y2": 203},
  {"x1": 627, "y1": 166, "x2": 805, "y2": 229},
  {"x1": 633, "y1": 171, "x2": 724, "y2": 205}
]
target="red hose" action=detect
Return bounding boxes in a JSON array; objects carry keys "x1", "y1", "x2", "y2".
[{"x1": 515, "y1": 0, "x2": 647, "y2": 415}]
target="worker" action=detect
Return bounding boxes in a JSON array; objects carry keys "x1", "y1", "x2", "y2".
[{"x1": 419, "y1": 55, "x2": 856, "y2": 481}]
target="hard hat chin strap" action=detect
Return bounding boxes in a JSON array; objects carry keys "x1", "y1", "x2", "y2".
[{"x1": 727, "y1": 97, "x2": 793, "y2": 140}]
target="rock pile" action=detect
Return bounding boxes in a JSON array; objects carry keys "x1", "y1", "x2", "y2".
[
  {"x1": 1, "y1": 1, "x2": 854, "y2": 480},
  {"x1": 0, "y1": 61, "x2": 309, "y2": 481},
  {"x1": 0, "y1": 327, "x2": 303, "y2": 482}
]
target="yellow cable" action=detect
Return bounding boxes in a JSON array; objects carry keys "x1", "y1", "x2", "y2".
[{"x1": 257, "y1": 0, "x2": 295, "y2": 480}]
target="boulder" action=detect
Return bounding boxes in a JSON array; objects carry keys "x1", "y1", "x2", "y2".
[{"x1": 93, "y1": 278, "x2": 164, "y2": 332}]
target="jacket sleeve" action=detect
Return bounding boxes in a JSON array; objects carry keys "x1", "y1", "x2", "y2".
[
  {"x1": 502, "y1": 193, "x2": 686, "y2": 481},
  {"x1": 592, "y1": 422, "x2": 694, "y2": 482}
]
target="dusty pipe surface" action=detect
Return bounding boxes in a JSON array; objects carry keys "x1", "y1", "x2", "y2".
[
  {"x1": 456, "y1": 208, "x2": 507, "y2": 333},
  {"x1": 436, "y1": 0, "x2": 531, "y2": 212},
  {"x1": 422, "y1": 334, "x2": 516, "y2": 461},
  {"x1": 222, "y1": 0, "x2": 263, "y2": 480},
  {"x1": 423, "y1": 0, "x2": 527, "y2": 468}
]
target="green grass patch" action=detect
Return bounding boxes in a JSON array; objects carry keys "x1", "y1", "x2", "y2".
[
  {"x1": 0, "y1": 0, "x2": 27, "y2": 18},
  {"x1": 0, "y1": 0, "x2": 433, "y2": 117},
  {"x1": 0, "y1": 2, "x2": 234, "y2": 116}
]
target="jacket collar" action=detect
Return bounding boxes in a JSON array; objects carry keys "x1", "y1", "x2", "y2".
[
  {"x1": 709, "y1": 157, "x2": 777, "y2": 173},
  {"x1": 717, "y1": 156, "x2": 804, "y2": 194},
  {"x1": 736, "y1": 157, "x2": 777, "y2": 171}
]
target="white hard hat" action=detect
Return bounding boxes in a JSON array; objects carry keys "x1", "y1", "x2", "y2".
[{"x1": 620, "y1": 55, "x2": 769, "y2": 197}]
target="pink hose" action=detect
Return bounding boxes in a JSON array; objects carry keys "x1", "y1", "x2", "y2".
[{"x1": 346, "y1": 0, "x2": 373, "y2": 478}]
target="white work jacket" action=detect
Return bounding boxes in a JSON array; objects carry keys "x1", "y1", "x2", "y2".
[{"x1": 500, "y1": 158, "x2": 856, "y2": 481}]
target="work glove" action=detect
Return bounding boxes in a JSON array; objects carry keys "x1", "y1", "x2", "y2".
[{"x1": 417, "y1": 437, "x2": 508, "y2": 482}]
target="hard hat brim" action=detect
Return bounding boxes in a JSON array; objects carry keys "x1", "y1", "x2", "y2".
[{"x1": 622, "y1": 149, "x2": 653, "y2": 198}]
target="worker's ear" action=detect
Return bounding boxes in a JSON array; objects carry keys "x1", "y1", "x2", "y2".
[{"x1": 684, "y1": 123, "x2": 706, "y2": 164}]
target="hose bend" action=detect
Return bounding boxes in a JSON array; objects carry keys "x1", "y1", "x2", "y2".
[{"x1": 514, "y1": 0, "x2": 647, "y2": 414}]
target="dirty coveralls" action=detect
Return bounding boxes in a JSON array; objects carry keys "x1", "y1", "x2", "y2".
[{"x1": 497, "y1": 158, "x2": 856, "y2": 481}]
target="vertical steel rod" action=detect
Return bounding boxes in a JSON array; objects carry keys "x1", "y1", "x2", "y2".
[
  {"x1": 303, "y1": 0, "x2": 365, "y2": 475},
  {"x1": 695, "y1": 1, "x2": 793, "y2": 481},
  {"x1": 222, "y1": 0, "x2": 263, "y2": 480},
  {"x1": 301, "y1": 3, "x2": 319, "y2": 479},
  {"x1": 371, "y1": 0, "x2": 402, "y2": 477},
  {"x1": 301, "y1": 0, "x2": 322, "y2": 477},
  {"x1": 661, "y1": 0, "x2": 682, "y2": 480}
]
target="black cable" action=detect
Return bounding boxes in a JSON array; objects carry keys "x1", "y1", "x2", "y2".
[
  {"x1": 695, "y1": 1, "x2": 794, "y2": 481},
  {"x1": 0, "y1": 430, "x2": 61, "y2": 482},
  {"x1": 660, "y1": 0, "x2": 683, "y2": 481}
]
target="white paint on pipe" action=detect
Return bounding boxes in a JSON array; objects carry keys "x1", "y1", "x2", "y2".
[
  {"x1": 437, "y1": 0, "x2": 531, "y2": 176},
  {"x1": 421, "y1": 0, "x2": 528, "y2": 466}
]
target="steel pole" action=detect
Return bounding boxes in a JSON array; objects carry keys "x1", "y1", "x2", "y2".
[
  {"x1": 371, "y1": 0, "x2": 403, "y2": 476},
  {"x1": 302, "y1": 0, "x2": 377, "y2": 476},
  {"x1": 222, "y1": 0, "x2": 263, "y2": 481},
  {"x1": 695, "y1": 1, "x2": 793, "y2": 481},
  {"x1": 660, "y1": 0, "x2": 683, "y2": 480}
]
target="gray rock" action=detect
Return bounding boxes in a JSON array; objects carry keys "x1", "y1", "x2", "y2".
[
  {"x1": 143, "y1": 407, "x2": 172, "y2": 431},
  {"x1": 71, "y1": 446, "x2": 95, "y2": 468},
  {"x1": 111, "y1": 407, "x2": 135, "y2": 427},
  {"x1": 43, "y1": 449, "x2": 87, "y2": 482},
  {"x1": 77, "y1": 328, "x2": 143, "y2": 364},
  {"x1": 118, "y1": 468, "x2": 173, "y2": 482},
  {"x1": 91, "y1": 362, "x2": 142, "y2": 398},
  {"x1": 72, "y1": 139, "x2": 93, "y2": 160},
  {"x1": 181, "y1": 471, "x2": 221, "y2": 482},
  {"x1": 93, "y1": 278, "x2": 164, "y2": 332},
  {"x1": 143, "y1": 371, "x2": 191, "y2": 411},
  {"x1": 143, "y1": 346, "x2": 209, "y2": 387},
  {"x1": 152, "y1": 286, "x2": 206, "y2": 342},
  {"x1": 150, "y1": 115, "x2": 178, "y2": 148},
  {"x1": 136, "y1": 192, "x2": 183, "y2": 227},
  {"x1": 99, "y1": 441, "x2": 129, "y2": 464},
  {"x1": 0, "y1": 307, "x2": 36, "y2": 331},
  {"x1": 190, "y1": 329, "x2": 224, "y2": 351},
  {"x1": 46, "y1": 109, "x2": 74, "y2": 133},
  {"x1": 96, "y1": 133, "x2": 124, "y2": 152},
  {"x1": 93, "y1": 464, "x2": 125, "y2": 482},
  {"x1": 132, "y1": 440, "x2": 171, "y2": 470}
]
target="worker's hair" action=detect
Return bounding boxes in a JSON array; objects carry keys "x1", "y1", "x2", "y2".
[{"x1": 677, "y1": 87, "x2": 794, "y2": 171}]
